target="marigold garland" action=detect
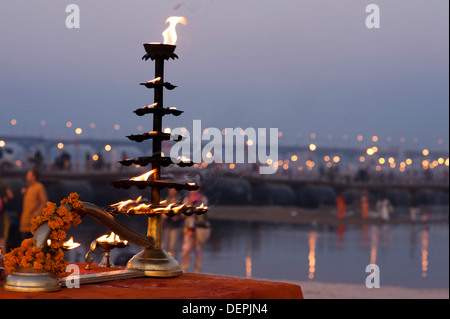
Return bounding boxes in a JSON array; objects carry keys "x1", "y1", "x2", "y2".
[{"x1": 3, "y1": 193, "x2": 84, "y2": 278}]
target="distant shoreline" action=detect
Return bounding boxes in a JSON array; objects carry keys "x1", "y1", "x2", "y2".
[{"x1": 207, "y1": 205, "x2": 449, "y2": 226}]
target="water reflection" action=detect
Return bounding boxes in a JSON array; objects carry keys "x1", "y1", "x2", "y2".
[
  {"x1": 336, "y1": 224, "x2": 345, "y2": 250},
  {"x1": 421, "y1": 227, "x2": 429, "y2": 278},
  {"x1": 307, "y1": 231, "x2": 317, "y2": 279},
  {"x1": 203, "y1": 219, "x2": 447, "y2": 288},
  {"x1": 369, "y1": 225, "x2": 378, "y2": 265},
  {"x1": 63, "y1": 210, "x2": 448, "y2": 289},
  {"x1": 245, "y1": 234, "x2": 252, "y2": 278}
]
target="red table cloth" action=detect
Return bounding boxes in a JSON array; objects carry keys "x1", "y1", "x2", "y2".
[{"x1": 0, "y1": 263, "x2": 303, "y2": 299}]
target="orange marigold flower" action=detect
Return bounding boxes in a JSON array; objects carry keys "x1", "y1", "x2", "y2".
[
  {"x1": 42, "y1": 202, "x2": 57, "y2": 219},
  {"x1": 56, "y1": 206, "x2": 69, "y2": 217},
  {"x1": 3, "y1": 193, "x2": 84, "y2": 278}
]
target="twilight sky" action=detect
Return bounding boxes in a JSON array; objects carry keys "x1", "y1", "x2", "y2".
[{"x1": 0, "y1": 0, "x2": 448, "y2": 150}]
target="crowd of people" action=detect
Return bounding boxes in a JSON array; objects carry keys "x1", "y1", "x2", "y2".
[
  {"x1": 3, "y1": 148, "x2": 448, "y2": 188},
  {"x1": 335, "y1": 191, "x2": 424, "y2": 223},
  {"x1": 18, "y1": 149, "x2": 109, "y2": 172}
]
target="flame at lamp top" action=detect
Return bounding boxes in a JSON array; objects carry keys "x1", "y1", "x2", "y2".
[
  {"x1": 143, "y1": 16, "x2": 186, "y2": 60},
  {"x1": 162, "y1": 16, "x2": 187, "y2": 45}
]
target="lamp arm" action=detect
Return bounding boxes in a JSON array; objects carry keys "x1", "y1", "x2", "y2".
[{"x1": 33, "y1": 202, "x2": 154, "y2": 249}]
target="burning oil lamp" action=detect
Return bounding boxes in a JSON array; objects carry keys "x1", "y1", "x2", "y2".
[
  {"x1": 85, "y1": 232, "x2": 128, "y2": 269},
  {"x1": 108, "y1": 16, "x2": 209, "y2": 277}
]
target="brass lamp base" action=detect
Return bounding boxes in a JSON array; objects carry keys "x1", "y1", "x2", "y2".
[
  {"x1": 3, "y1": 268, "x2": 61, "y2": 293},
  {"x1": 99, "y1": 250, "x2": 114, "y2": 267},
  {"x1": 126, "y1": 248, "x2": 182, "y2": 277}
]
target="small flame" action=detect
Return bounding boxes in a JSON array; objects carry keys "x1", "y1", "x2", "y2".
[
  {"x1": 178, "y1": 156, "x2": 190, "y2": 163},
  {"x1": 130, "y1": 169, "x2": 155, "y2": 181},
  {"x1": 63, "y1": 237, "x2": 81, "y2": 250},
  {"x1": 196, "y1": 203, "x2": 208, "y2": 210},
  {"x1": 146, "y1": 77, "x2": 161, "y2": 84},
  {"x1": 111, "y1": 196, "x2": 143, "y2": 210},
  {"x1": 131, "y1": 203, "x2": 153, "y2": 212},
  {"x1": 47, "y1": 237, "x2": 80, "y2": 250},
  {"x1": 173, "y1": 204, "x2": 185, "y2": 213},
  {"x1": 152, "y1": 203, "x2": 175, "y2": 214},
  {"x1": 162, "y1": 16, "x2": 187, "y2": 45},
  {"x1": 143, "y1": 103, "x2": 158, "y2": 109},
  {"x1": 97, "y1": 232, "x2": 128, "y2": 245}
]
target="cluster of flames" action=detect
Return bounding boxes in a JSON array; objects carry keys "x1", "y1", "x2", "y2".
[
  {"x1": 110, "y1": 168, "x2": 206, "y2": 215},
  {"x1": 50, "y1": 234, "x2": 128, "y2": 251},
  {"x1": 111, "y1": 160, "x2": 205, "y2": 215},
  {"x1": 109, "y1": 194, "x2": 207, "y2": 216}
]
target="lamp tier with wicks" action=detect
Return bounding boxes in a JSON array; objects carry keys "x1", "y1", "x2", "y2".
[
  {"x1": 126, "y1": 131, "x2": 184, "y2": 143},
  {"x1": 133, "y1": 106, "x2": 183, "y2": 117},
  {"x1": 105, "y1": 203, "x2": 208, "y2": 218},
  {"x1": 111, "y1": 179, "x2": 199, "y2": 191},
  {"x1": 140, "y1": 82, "x2": 178, "y2": 90},
  {"x1": 119, "y1": 156, "x2": 194, "y2": 168}
]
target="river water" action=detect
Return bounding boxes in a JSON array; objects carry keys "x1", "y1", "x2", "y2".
[
  {"x1": 202, "y1": 220, "x2": 449, "y2": 289},
  {"x1": 63, "y1": 206, "x2": 449, "y2": 289}
]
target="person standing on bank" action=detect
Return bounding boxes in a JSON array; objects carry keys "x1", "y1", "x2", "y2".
[
  {"x1": 19, "y1": 170, "x2": 47, "y2": 240},
  {"x1": 361, "y1": 192, "x2": 370, "y2": 219},
  {"x1": 181, "y1": 188, "x2": 210, "y2": 273},
  {"x1": 162, "y1": 188, "x2": 184, "y2": 258}
]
